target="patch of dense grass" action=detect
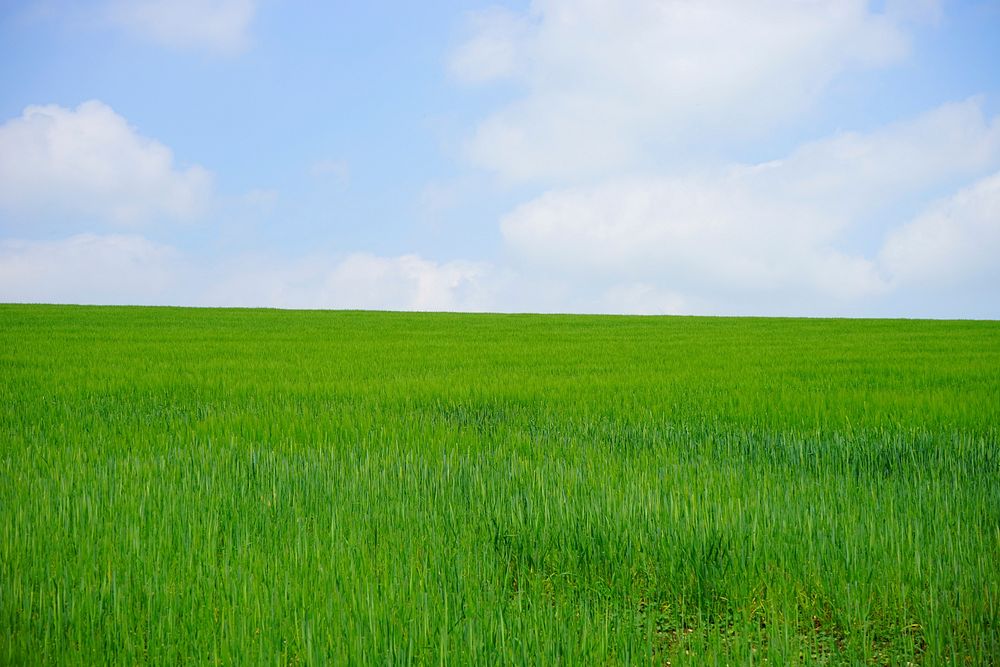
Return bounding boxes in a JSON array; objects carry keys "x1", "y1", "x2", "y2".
[{"x1": 1, "y1": 304, "x2": 998, "y2": 664}]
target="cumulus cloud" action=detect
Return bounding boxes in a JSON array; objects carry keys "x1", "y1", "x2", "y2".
[
  {"x1": 499, "y1": 100, "x2": 1000, "y2": 312},
  {"x1": 763, "y1": 99, "x2": 1000, "y2": 215},
  {"x1": 204, "y1": 253, "x2": 498, "y2": 311},
  {"x1": 444, "y1": 0, "x2": 997, "y2": 316},
  {"x1": 0, "y1": 101, "x2": 213, "y2": 229},
  {"x1": 502, "y1": 177, "x2": 888, "y2": 310},
  {"x1": 881, "y1": 172, "x2": 1000, "y2": 290},
  {"x1": 449, "y1": 6, "x2": 532, "y2": 84},
  {"x1": 593, "y1": 283, "x2": 690, "y2": 316},
  {"x1": 105, "y1": 0, "x2": 257, "y2": 55},
  {"x1": 0, "y1": 234, "x2": 183, "y2": 305},
  {"x1": 0, "y1": 233, "x2": 501, "y2": 312},
  {"x1": 453, "y1": 0, "x2": 925, "y2": 183},
  {"x1": 1, "y1": 171, "x2": 996, "y2": 316}
]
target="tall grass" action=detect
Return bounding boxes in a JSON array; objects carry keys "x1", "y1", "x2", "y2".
[{"x1": 1, "y1": 304, "x2": 998, "y2": 664}]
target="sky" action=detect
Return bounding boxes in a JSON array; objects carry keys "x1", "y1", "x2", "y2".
[{"x1": 1, "y1": 0, "x2": 999, "y2": 318}]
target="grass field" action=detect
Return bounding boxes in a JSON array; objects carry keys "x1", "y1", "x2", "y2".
[{"x1": 1, "y1": 304, "x2": 998, "y2": 665}]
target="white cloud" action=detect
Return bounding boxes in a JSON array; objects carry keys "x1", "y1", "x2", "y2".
[
  {"x1": 204, "y1": 253, "x2": 498, "y2": 311},
  {"x1": 449, "y1": 7, "x2": 531, "y2": 84},
  {"x1": 326, "y1": 254, "x2": 491, "y2": 311},
  {"x1": 0, "y1": 233, "x2": 501, "y2": 312},
  {"x1": 453, "y1": 0, "x2": 922, "y2": 183},
  {"x1": 501, "y1": 176, "x2": 887, "y2": 307},
  {"x1": 443, "y1": 0, "x2": 998, "y2": 316},
  {"x1": 0, "y1": 101, "x2": 213, "y2": 228},
  {"x1": 105, "y1": 0, "x2": 257, "y2": 55},
  {"x1": 595, "y1": 283, "x2": 689, "y2": 316},
  {"x1": 1, "y1": 172, "x2": 996, "y2": 316},
  {"x1": 880, "y1": 171, "x2": 1000, "y2": 290},
  {"x1": 500, "y1": 101, "x2": 1000, "y2": 311},
  {"x1": 0, "y1": 234, "x2": 183, "y2": 305},
  {"x1": 762, "y1": 99, "x2": 1000, "y2": 216}
]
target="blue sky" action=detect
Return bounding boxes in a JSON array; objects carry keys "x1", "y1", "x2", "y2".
[{"x1": 1, "y1": 0, "x2": 998, "y2": 317}]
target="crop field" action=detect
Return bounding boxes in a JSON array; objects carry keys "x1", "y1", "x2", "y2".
[{"x1": 1, "y1": 304, "x2": 998, "y2": 665}]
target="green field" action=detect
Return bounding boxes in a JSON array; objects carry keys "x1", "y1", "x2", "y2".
[{"x1": 1, "y1": 304, "x2": 998, "y2": 665}]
